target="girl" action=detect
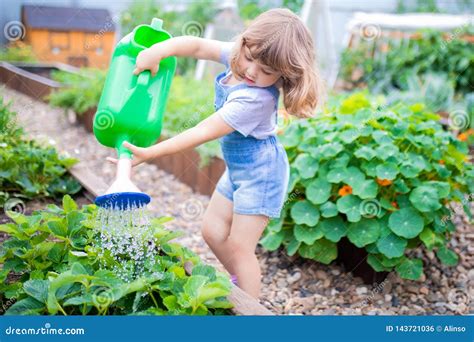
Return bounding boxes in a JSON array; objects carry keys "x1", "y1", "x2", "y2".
[{"x1": 108, "y1": 8, "x2": 324, "y2": 299}]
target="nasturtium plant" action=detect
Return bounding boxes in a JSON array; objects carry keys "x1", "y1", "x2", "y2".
[
  {"x1": 0, "y1": 196, "x2": 233, "y2": 315},
  {"x1": 261, "y1": 92, "x2": 474, "y2": 280}
]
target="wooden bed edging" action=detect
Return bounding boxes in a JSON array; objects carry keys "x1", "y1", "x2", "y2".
[{"x1": 68, "y1": 163, "x2": 273, "y2": 316}]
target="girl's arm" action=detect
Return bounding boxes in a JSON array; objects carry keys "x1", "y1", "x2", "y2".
[
  {"x1": 107, "y1": 113, "x2": 234, "y2": 166},
  {"x1": 135, "y1": 36, "x2": 223, "y2": 75}
]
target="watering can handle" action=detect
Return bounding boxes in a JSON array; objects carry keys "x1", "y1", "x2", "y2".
[{"x1": 136, "y1": 70, "x2": 151, "y2": 89}]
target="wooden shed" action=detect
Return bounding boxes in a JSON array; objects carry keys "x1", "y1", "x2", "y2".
[{"x1": 21, "y1": 4, "x2": 116, "y2": 68}]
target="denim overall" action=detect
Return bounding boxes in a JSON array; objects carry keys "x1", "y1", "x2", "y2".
[{"x1": 214, "y1": 68, "x2": 290, "y2": 218}]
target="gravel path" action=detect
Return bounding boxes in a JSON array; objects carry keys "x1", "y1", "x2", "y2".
[{"x1": 3, "y1": 86, "x2": 472, "y2": 315}]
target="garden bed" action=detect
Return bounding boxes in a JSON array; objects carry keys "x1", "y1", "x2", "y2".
[{"x1": 0, "y1": 61, "x2": 79, "y2": 101}]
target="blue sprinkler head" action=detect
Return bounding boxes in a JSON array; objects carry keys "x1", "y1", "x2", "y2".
[{"x1": 94, "y1": 192, "x2": 151, "y2": 210}]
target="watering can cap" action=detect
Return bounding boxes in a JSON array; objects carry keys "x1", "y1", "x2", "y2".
[{"x1": 151, "y1": 18, "x2": 163, "y2": 30}]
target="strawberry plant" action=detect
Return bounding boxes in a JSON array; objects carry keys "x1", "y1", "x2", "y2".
[
  {"x1": 0, "y1": 195, "x2": 233, "y2": 315},
  {"x1": 261, "y1": 92, "x2": 474, "y2": 280},
  {"x1": 0, "y1": 97, "x2": 80, "y2": 206}
]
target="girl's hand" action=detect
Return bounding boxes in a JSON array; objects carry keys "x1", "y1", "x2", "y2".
[
  {"x1": 106, "y1": 141, "x2": 154, "y2": 167},
  {"x1": 133, "y1": 48, "x2": 162, "y2": 76}
]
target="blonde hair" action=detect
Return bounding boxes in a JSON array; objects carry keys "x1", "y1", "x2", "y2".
[{"x1": 229, "y1": 8, "x2": 325, "y2": 118}]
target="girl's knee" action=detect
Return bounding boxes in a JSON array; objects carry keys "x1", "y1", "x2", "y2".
[
  {"x1": 227, "y1": 236, "x2": 254, "y2": 257},
  {"x1": 201, "y1": 220, "x2": 228, "y2": 246}
]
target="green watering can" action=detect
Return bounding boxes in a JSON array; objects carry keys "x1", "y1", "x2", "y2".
[
  {"x1": 93, "y1": 18, "x2": 176, "y2": 209},
  {"x1": 93, "y1": 18, "x2": 177, "y2": 158}
]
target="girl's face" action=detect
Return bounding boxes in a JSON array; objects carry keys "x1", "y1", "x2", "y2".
[{"x1": 237, "y1": 45, "x2": 281, "y2": 87}]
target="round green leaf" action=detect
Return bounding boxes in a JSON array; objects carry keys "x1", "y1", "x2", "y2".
[
  {"x1": 336, "y1": 195, "x2": 362, "y2": 222},
  {"x1": 318, "y1": 217, "x2": 348, "y2": 242},
  {"x1": 260, "y1": 230, "x2": 285, "y2": 251},
  {"x1": 352, "y1": 179, "x2": 378, "y2": 199},
  {"x1": 388, "y1": 207, "x2": 424, "y2": 238},
  {"x1": 294, "y1": 153, "x2": 319, "y2": 179},
  {"x1": 342, "y1": 166, "x2": 365, "y2": 187},
  {"x1": 347, "y1": 218, "x2": 380, "y2": 247},
  {"x1": 436, "y1": 246, "x2": 459, "y2": 266},
  {"x1": 354, "y1": 146, "x2": 377, "y2": 161},
  {"x1": 395, "y1": 258, "x2": 423, "y2": 280},
  {"x1": 375, "y1": 162, "x2": 399, "y2": 180},
  {"x1": 294, "y1": 224, "x2": 323, "y2": 244},
  {"x1": 409, "y1": 186, "x2": 442, "y2": 212},
  {"x1": 320, "y1": 201, "x2": 338, "y2": 218},
  {"x1": 376, "y1": 233, "x2": 407, "y2": 258},
  {"x1": 298, "y1": 238, "x2": 337, "y2": 264},
  {"x1": 306, "y1": 178, "x2": 332, "y2": 205},
  {"x1": 327, "y1": 167, "x2": 346, "y2": 183},
  {"x1": 367, "y1": 254, "x2": 391, "y2": 272},
  {"x1": 290, "y1": 200, "x2": 320, "y2": 227}
]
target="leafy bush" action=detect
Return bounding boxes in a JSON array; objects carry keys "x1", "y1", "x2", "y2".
[
  {"x1": 0, "y1": 97, "x2": 80, "y2": 205},
  {"x1": 0, "y1": 42, "x2": 37, "y2": 62},
  {"x1": 261, "y1": 92, "x2": 474, "y2": 280},
  {"x1": 0, "y1": 195, "x2": 233, "y2": 315},
  {"x1": 48, "y1": 68, "x2": 106, "y2": 114},
  {"x1": 340, "y1": 27, "x2": 474, "y2": 96}
]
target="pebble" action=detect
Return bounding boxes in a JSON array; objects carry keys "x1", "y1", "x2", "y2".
[
  {"x1": 315, "y1": 270, "x2": 328, "y2": 280},
  {"x1": 287, "y1": 272, "x2": 301, "y2": 284},
  {"x1": 356, "y1": 287, "x2": 368, "y2": 295},
  {"x1": 419, "y1": 287, "x2": 429, "y2": 295}
]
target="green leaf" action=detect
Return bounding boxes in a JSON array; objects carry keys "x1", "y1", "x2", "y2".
[
  {"x1": 294, "y1": 153, "x2": 319, "y2": 179},
  {"x1": 336, "y1": 195, "x2": 362, "y2": 222},
  {"x1": 347, "y1": 218, "x2": 380, "y2": 247},
  {"x1": 409, "y1": 186, "x2": 442, "y2": 212},
  {"x1": 375, "y1": 162, "x2": 399, "y2": 180},
  {"x1": 419, "y1": 227, "x2": 444, "y2": 250},
  {"x1": 367, "y1": 254, "x2": 391, "y2": 272},
  {"x1": 286, "y1": 238, "x2": 301, "y2": 256},
  {"x1": 327, "y1": 167, "x2": 346, "y2": 183},
  {"x1": 342, "y1": 166, "x2": 365, "y2": 187},
  {"x1": 298, "y1": 238, "x2": 337, "y2": 264},
  {"x1": 260, "y1": 230, "x2": 285, "y2": 251},
  {"x1": 388, "y1": 207, "x2": 424, "y2": 238},
  {"x1": 290, "y1": 200, "x2": 320, "y2": 226},
  {"x1": 376, "y1": 233, "x2": 407, "y2": 258},
  {"x1": 23, "y1": 279, "x2": 49, "y2": 303},
  {"x1": 5, "y1": 297, "x2": 44, "y2": 315},
  {"x1": 320, "y1": 201, "x2": 338, "y2": 218},
  {"x1": 62, "y1": 195, "x2": 78, "y2": 213},
  {"x1": 294, "y1": 224, "x2": 323, "y2": 244},
  {"x1": 436, "y1": 246, "x2": 459, "y2": 266},
  {"x1": 354, "y1": 146, "x2": 376, "y2": 161},
  {"x1": 395, "y1": 258, "x2": 423, "y2": 280},
  {"x1": 306, "y1": 178, "x2": 332, "y2": 205},
  {"x1": 318, "y1": 217, "x2": 347, "y2": 243},
  {"x1": 352, "y1": 179, "x2": 378, "y2": 199}
]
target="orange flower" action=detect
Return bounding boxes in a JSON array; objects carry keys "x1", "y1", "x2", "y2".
[
  {"x1": 338, "y1": 185, "x2": 352, "y2": 196},
  {"x1": 458, "y1": 132, "x2": 468, "y2": 141},
  {"x1": 466, "y1": 129, "x2": 474, "y2": 136},
  {"x1": 438, "y1": 160, "x2": 445, "y2": 165},
  {"x1": 376, "y1": 178, "x2": 392, "y2": 186},
  {"x1": 391, "y1": 201, "x2": 399, "y2": 209}
]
